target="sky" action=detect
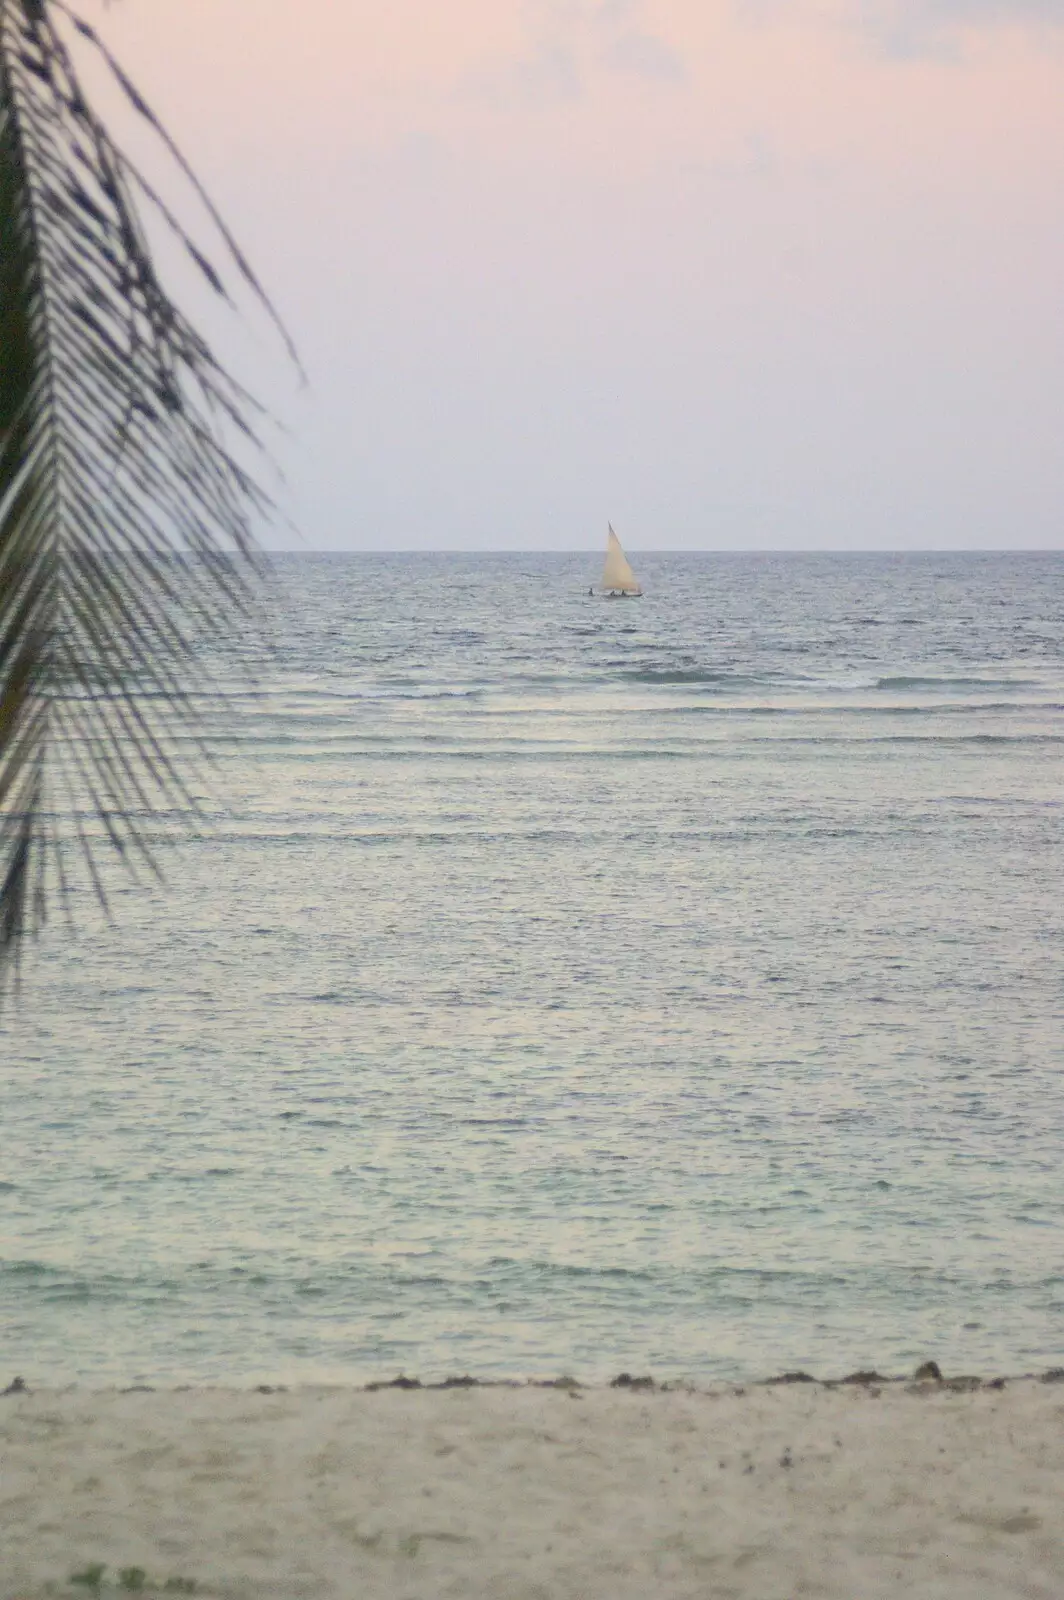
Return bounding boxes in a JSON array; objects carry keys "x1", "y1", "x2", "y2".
[{"x1": 77, "y1": 0, "x2": 1064, "y2": 550}]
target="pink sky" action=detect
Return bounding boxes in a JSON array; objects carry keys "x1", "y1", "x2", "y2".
[{"x1": 83, "y1": 0, "x2": 1064, "y2": 548}]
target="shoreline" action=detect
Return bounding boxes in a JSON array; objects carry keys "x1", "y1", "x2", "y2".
[
  {"x1": 4, "y1": 1369, "x2": 1064, "y2": 1598},
  {"x1": 6, "y1": 1359, "x2": 1064, "y2": 1396}
]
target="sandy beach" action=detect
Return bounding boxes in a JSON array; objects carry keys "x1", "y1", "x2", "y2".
[{"x1": 2, "y1": 1372, "x2": 1063, "y2": 1599}]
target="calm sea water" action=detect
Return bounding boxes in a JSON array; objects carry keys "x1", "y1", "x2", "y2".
[{"x1": 3, "y1": 551, "x2": 1063, "y2": 1386}]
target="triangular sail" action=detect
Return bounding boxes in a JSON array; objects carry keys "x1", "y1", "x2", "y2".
[{"x1": 601, "y1": 525, "x2": 641, "y2": 593}]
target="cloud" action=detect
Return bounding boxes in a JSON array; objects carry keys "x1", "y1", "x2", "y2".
[
  {"x1": 847, "y1": 0, "x2": 1064, "y2": 57},
  {"x1": 683, "y1": 130, "x2": 781, "y2": 182},
  {"x1": 739, "y1": 0, "x2": 1064, "y2": 59},
  {"x1": 889, "y1": 0, "x2": 1064, "y2": 19},
  {"x1": 511, "y1": 41, "x2": 584, "y2": 104},
  {"x1": 463, "y1": 0, "x2": 685, "y2": 108},
  {"x1": 600, "y1": 28, "x2": 686, "y2": 80}
]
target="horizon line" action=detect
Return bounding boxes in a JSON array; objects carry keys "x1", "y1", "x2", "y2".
[{"x1": 261, "y1": 546, "x2": 1064, "y2": 556}]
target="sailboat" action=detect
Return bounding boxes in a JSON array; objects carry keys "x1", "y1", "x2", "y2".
[{"x1": 597, "y1": 524, "x2": 642, "y2": 597}]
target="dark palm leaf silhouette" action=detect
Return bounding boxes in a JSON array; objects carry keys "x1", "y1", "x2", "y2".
[{"x1": 0, "y1": 0, "x2": 290, "y2": 983}]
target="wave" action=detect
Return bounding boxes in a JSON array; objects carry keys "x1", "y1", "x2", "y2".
[
  {"x1": 247, "y1": 668, "x2": 1056, "y2": 704},
  {"x1": 272, "y1": 688, "x2": 488, "y2": 704},
  {"x1": 761, "y1": 733, "x2": 1064, "y2": 747},
  {"x1": 873, "y1": 676, "x2": 1039, "y2": 692},
  {"x1": 0, "y1": 1259, "x2": 160, "y2": 1304},
  {"x1": 616, "y1": 669, "x2": 1050, "y2": 695},
  {"x1": 619, "y1": 668, "x2": 806, "y2": 688},
  {"x1": 197, "y1": 731, "x2": 1064, "y2": 786},
  {"x1": 660, "y1": 701, "x2": 1063, "y2": 717}
]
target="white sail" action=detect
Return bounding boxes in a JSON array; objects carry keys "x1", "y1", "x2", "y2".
[{"x1": 601, "y1": 525, "x2": 641, "y2": 593}]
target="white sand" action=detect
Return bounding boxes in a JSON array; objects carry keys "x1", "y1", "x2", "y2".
[{"x1": 2, "y1": 1377, "x2": 1063, "y2": 1599}]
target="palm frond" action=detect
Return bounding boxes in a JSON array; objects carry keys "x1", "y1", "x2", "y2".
[{"x1": 0, "y1": 0, "x2": 284, "y2": 985}]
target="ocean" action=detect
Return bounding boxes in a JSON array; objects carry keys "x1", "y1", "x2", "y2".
[{"x1": 2, "y1": 550, "x2": 1062, "y2": 1386}]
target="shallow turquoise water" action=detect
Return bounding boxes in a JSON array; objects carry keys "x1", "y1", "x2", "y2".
[{"x1": 2, "y1": 551, "x2": 1063, "y2": 1384}]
